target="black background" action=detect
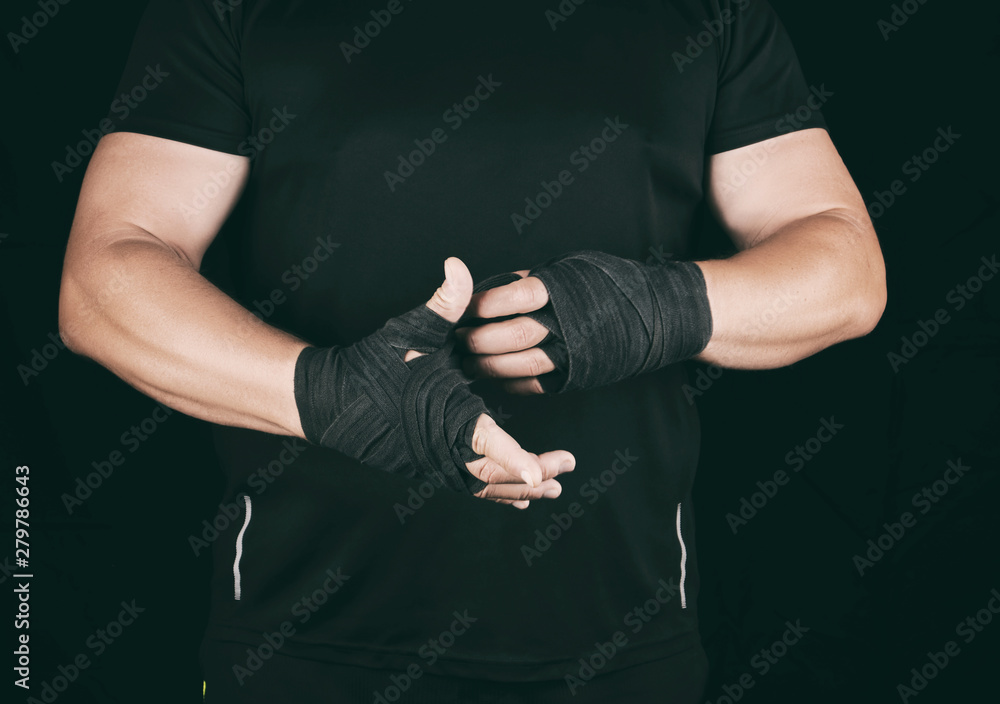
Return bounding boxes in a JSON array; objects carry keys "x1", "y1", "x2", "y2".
[{"x1": 1, "y1": 1, "x2": 998, "y2": 702}]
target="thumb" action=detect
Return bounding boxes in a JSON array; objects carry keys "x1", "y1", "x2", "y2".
[{"x1": 426, "y1": 257, "x2": 473, "y2": 323}]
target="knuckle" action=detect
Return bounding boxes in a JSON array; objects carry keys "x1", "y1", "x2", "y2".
[
  {"x1": 464, "y1": 331, "x2": 481, "y2": 354},
  {"x1": 471, "y1": 416, "x2": 494, "y2": 454},
  {"x1": 430, "y1": 288, "x2": 451, "y2": 313},
  {"x1": 513, "y1": 286, "x2": 529, "y2": 307},
  {"x1": 525, "y1": 280, "x2": 545, "y2": 308},
  {"x1": 479, "y1": 355, "x2": 499, "y2": 377},
  {"x1": 477, "y1": 463, "x2": 499, "y2": 484},
  {"x1": 511, "y1": 323, "x2": 529, "y2": 350},
  {"x1": 527, "y1": 351, "x2": 545, "y2": 377}
]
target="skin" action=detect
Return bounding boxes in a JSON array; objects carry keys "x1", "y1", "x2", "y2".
[
  {"x1": 58, "y1": 132, "x2": 573, "y2": 509},
  {"x1": 458, "y1": 128, "x2": 887, "y2": 394},
  {"x1": 59, "y1": 127, "x2": 885, "y2": 508}
]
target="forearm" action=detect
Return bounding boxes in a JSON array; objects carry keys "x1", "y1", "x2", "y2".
[
  {"x1": 59, "y1": 228, "x2": 308, "y2": 437},
  {"x1": 695, "y1": 208, "x2": 886, "y2": 369}
]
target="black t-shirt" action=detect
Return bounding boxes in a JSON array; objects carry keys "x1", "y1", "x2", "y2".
[{"x1": 109, "y1": 0, "x2": 825, "y2": 682}]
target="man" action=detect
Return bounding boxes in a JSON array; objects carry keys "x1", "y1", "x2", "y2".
[{"x1": 59, "y1": 0, "x2": 885, "y2": 701}]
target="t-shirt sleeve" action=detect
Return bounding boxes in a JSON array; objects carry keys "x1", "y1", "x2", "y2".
[
  {"x1": 706, "y1": 0, "x2": 827, "y2": 154},
  {"x1": 106, "y1": 0, "x2": 251, "y2": 155}
]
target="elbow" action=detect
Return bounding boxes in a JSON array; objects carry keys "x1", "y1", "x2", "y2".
[
  {"x1": 845, "y1": 249, "x2": 887, "y2": 339},
  {"x1": 57, "y1": 283, "x2": 82, "y2": 356},
  {"x1": 827, "y1": 208, "x2": 887, "y2": 340},
  {"x1": 859, "y1": 278, "x2": 888, "y2": 337},
  {"x1": 58, "y1": 267, "x2": 94, "y2": 357}
]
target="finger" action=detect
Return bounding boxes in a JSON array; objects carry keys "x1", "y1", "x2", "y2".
[
  {"x1": 470, "y1": 415, "x2": 543, "y2": 487},
  {"x1": 466, "y1": 455, "x2": 562, "y2": 502},
  {"x1": 467, "y1": 452, "x2": 571, "y2": 485},
  {"x1": 501, "y1": 377, "x2": 546, "y2": 395},
  {"x1": 464, "y1": 347, "x2": 555, "y2": 379},
  {"x1": 425, "y1": 257, "x2": 473, "y2": 323},
  {"x1": 465, "y1": 452, "x2": 525, "y2": 486},
  {"x1": 466, "y1": 274, "x2": 549, "y2": 319},
  {"x1": 483, "y1": 497, "x2": 526, "y2": 508},
  {"x1": 536, "y1": 450, "x2": 576, "y2": 479},
  {"x1": 472, "y1": 473, "x2": 564, "y2": 501},
  {"x1": 457, "y1": 316, "x2": 549, "y2": 354}
]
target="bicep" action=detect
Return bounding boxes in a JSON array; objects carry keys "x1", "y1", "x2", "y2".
[
  {"x1": 68, "y1": 131, "x2": 250, "y2": 268},
  {"x1": 706, "y1": 128, "x2": 870, "y2": 249}
]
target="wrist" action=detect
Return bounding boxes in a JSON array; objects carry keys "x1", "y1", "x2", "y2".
[{"x1": 643, "y1": 258, "x2": 713, "y2": 363}]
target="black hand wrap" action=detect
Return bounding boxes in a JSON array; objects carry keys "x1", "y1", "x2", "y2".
[
  {"x1": 294, "y1": 304, "x2": 489, "y2": 494},
  {"x1": 474, "y1": 251, "x2": 713, "y2": 393}
]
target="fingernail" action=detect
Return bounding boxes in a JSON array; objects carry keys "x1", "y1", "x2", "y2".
[
  {"x1": 521, "y1": 470, "x2": 535, "y2": 487},
  {"x1": 543, "y1": 489, "x2": 560, "y2": 499},
  {"x1": 559, "y1": 460, "x2": 575, "y2": 472},
  {"x1": 514, "y1": 500, "x2": 529, "y2": 509}
]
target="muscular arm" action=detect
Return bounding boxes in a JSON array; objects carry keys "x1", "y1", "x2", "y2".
[
  {"x1": 59, "y1": 132, "x2": 307, "y2": 437},
  {"x1": 695, "y1": 127, "x2": 887, "y2": 368},
  {"x1": 460, "y1": 128, "x2": 887, "y2": 392},
  {"x1": 60, "y1": 133, "x2": 569, "y2": 502}
]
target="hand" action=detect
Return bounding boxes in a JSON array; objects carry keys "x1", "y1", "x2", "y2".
[
  {"x1": 294, "y1": 257, "x2": 574, "y2": 509},
  {"x1": 455, "y1": 270, "x2": 557, "y2": 395},
  {"x1": 408, "y1": 259, "x2": 575, "y2": 507},
  {"x1": 457, "y1": 251, "x2": 714, "y2": 394}
]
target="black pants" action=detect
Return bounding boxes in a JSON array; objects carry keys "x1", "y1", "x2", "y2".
[{"x1": 202, "y1": 640, "x2": 708, "y2": 704}]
